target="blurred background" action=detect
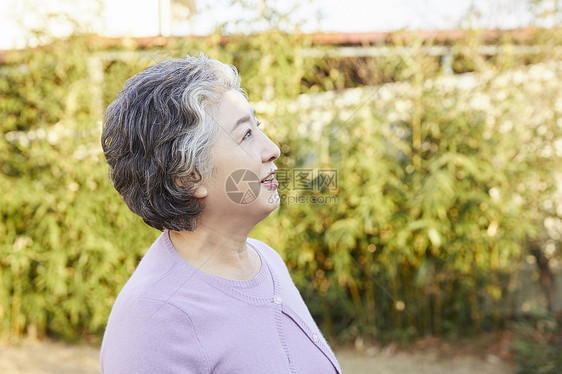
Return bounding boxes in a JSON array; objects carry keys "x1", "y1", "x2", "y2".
[{"x1": 0, "y1": 0, "x2": 561, "y2": 373}]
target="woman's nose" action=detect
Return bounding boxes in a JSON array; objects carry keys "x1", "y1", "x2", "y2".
[{"x1": 262, "y1": 133, "x2": 281, "y2": 163}]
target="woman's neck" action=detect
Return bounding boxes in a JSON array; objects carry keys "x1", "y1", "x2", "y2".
[{"x1": 168, "y1": 220, "x2": 261, "y2": 280}]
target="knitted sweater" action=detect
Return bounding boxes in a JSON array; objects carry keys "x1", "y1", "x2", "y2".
[{"x1": 100, "y1": 231, "x2": 341, "y2": 373}]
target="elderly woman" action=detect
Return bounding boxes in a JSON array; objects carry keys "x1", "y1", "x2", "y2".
[{"x1": 99, "y1": 54, "x2": 341, "y2": 373}]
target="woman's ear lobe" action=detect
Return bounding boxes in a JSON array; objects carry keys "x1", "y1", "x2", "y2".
[{"x1": 193, "y1": 186, "x2": 208, "y2": 198}]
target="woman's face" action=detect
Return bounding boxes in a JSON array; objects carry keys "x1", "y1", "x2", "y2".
[{"x1": 199, "y1": 89, "x2": 281, "y2": 223}]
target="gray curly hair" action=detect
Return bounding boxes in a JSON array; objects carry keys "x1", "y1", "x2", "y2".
[{"x1": 101, "y1": 53, "x2": 241, "y2": 231}]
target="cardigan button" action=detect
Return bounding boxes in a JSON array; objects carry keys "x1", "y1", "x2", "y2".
[
  {"x1": 273, "y1": 296, "x2": 283, "y2": 304},
  {"x1": 312, "y1": 333, "x2": 319, "y2": 343}
]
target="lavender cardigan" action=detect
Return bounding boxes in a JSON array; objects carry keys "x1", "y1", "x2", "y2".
[{"x1": 100, "y1": 231, "x2": 341, "y2": 373}]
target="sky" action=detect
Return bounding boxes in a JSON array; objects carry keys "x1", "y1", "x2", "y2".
[
  {"x1": 0, "y1": 0, "x2": 556, "y2": 50},
  {"x1": 183, "y1": 0, "x2": 540, "y2": 35}
]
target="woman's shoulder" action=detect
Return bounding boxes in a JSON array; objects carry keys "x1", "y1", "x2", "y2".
[
  {"x1": 247, "y1": 238, "x2": 288, "y2": 271},
  {"x1": 247, "y1": 237, "x2": 279, "y2": 256},
  {"x1": 113, "y1": 232, "x2": 207, "y2": 307}
]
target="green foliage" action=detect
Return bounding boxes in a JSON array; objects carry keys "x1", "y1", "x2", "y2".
[
  {"x1": 0, "y1": 29, "x2": 561, "y2": 356},
  {"x1": 0, "y1": 37, "x2": 160, "y2": 339},
  {"x1": 251, "y1": 32, "x2": 562, "y2": 342},
  {"x1": 510, "y1": 315, "x2": 562, "y2": 374}
]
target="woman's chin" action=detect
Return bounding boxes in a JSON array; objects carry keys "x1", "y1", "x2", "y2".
[{"x1": 257, "y1": 191, "x2": 280, "y2": 216}]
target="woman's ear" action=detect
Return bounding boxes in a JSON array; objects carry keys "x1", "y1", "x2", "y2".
[{"x1": 175, "y1": 175, "x2": 208, "y2": 199}]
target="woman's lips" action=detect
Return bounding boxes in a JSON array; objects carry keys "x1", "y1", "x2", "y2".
[{"x1": 261, "y1": 177, "x2": 278, "y2": 189}]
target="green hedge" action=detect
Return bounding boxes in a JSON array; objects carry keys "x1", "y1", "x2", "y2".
[
  {"x1": 256, "y1": 60, "x2": 562, "y2": 340},
  {"x1": 0, "y1": 33, "x2": 561, "y2": 345}
]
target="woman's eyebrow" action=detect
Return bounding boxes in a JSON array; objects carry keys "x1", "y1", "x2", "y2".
[{"x1": 231, "y1": 109, "x2": 257, "y2": 133}]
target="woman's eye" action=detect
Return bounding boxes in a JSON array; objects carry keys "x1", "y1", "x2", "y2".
[{"x1": 242, "y1": 121, "x2": 262, "y2": 141}]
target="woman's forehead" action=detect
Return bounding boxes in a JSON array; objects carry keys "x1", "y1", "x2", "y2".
[{"x1": 218, "y1": 90, "x2": 255, "y2": 123}]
